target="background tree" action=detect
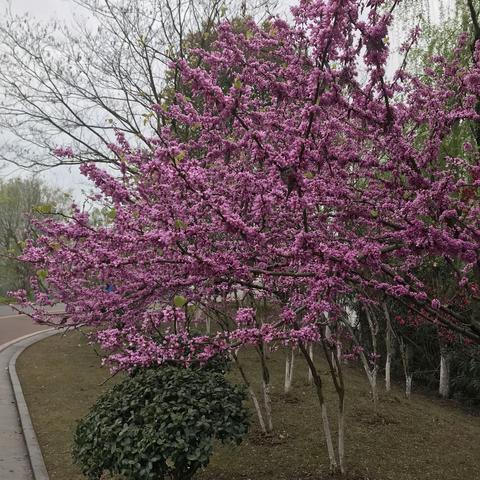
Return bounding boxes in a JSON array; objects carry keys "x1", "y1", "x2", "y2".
[
  {"x1": 0, "y1": 176, "x2": 69, "y2": 298},
  {"x1": 0, "y1": 0, "x2": 277, "y2": 171},
  {"x1": 364, "y1": 0, "x2": 480, "y2": 404}
]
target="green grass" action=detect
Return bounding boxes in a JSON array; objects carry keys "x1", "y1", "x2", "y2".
[
  {"x1": 17, "y1": 331, "x2": 480, "y2": 480},
  {"x1": 0, "y1": 295, "x2": 16, "y2": 304}
]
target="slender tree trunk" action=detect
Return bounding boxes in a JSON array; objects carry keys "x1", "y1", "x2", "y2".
[
  {"x1": 399, "y1": 338, "x2": 413, "y2": 399},
  {"x1": 284, "y1": 346, "x2": 295, "y2": 394},
  {"x1": 307, "y1": 343, "x2": 314, "y2": 385},
  {"x1": 337, "y1": 388, "x2": 345, "y2": 474},
  {"x1": 439, "y1": 349, "x2": 450, "y2": 399},
  {"x1": 344, "y1": 319, "x2": 378, "y2": 410},
  {"x1": 405, "y1": 374, "x2": 413, "y2": 399},
  {"x1": 284, "y1": 349, "x2": 291, "y2": 392},
  {"x1": 232, "y1": 352, "x2": 267, "y2": 434},
  {"x1": 325, "y1": 324, "x2": 331, "y2": 339},
  {"x1": 205, "y1": 317, "x2": 211, "y2": 335},
  {"x1": 320, "y1": 334, "x2": 346, "y2": 475},
  {"x1": 325, "y1": 323, "x2": 338, "y2": 373},
  {"x1": 299, "y1": 341, "x2": 338, "y2": 473},
  {"x1": 366, "y1": 367, "x2": 379, "y2": 409},
  {"x1": 290, "y1": 347, "x2": 295, "y2": 386},
  {"x1": 383, "y1": 302, "x2": 392, "y2": 392},
  {"x1": 385, "y1": 352, "x2": 391, "y2": 392},
  {"x1": 366, "y1": 307, "x2": 379, "y2": 408},
  {"x1": 258, "y1": 344, "x2": 274, "y2": 432},
  {"x1": 320, "y1": 402, "x2": 337, "y2": 471},
  {"x1": 262, "y1": 378, "x2": 273, "y2": 432}
]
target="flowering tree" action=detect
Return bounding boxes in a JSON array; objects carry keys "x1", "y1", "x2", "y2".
[{"x1": 15, "y1": 0, "x2": 480, "y2": 474}]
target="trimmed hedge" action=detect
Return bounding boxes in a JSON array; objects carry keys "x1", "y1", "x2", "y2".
[{"x1": 73, "y1": 366, "x2": 249, "y2": 480}]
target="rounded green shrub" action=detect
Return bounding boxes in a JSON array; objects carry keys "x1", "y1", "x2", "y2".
[{"x1": 72, "y1": 366, "x2": 249, "y2": 480}]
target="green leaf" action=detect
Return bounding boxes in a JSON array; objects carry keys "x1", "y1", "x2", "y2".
[
  {"x1": 34, "y1": 204, "x2": 54, "y2": 214},
  {"x1": 233, "y1": 78, "x2": 242, "y2": 89},
  {"x1": 106, "y1": 208, "x2": 116, "y2": 221},
  {"x1": 174, "y1": 151, "x2": 186, "y2": 164},
  {"x1": 36, "y1": 269, "x2": 48, "y2": 281},
  {"x1": 173, "y1": 295, "x2": 188, "y2": 308},
  {"x1": 143, "y1": 112, "x2": 154, "y2": 126},
  {"x1": 175, "y1": 219, "x2": 187, "y2": 230}
]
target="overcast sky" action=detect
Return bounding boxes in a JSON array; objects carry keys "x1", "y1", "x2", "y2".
[
  {"x1": 1, "y1": 0, "x2": 89, "y2": 199},
  {"x1": 0, "y1": 0, "x2": 450, "y2": 201},
  {"x1": 2, "y1": 0, "x2": 73, "y2": 18}
]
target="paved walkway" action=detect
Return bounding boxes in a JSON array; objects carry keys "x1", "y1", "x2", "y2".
[
  {"x1": 1, "y1": 336, "x2": 35, "y2": 479},
  {"x1": 0, "y1": 308, "x2": 58, "y2": 479},
  {"x1": 0, "y1": 307, "x2": 50, "y2": 346}
]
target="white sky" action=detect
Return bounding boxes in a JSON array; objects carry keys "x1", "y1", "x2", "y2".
[
  {"x1": 2, "y1": 0, "x2": 73, "y2": 18},
  {"x1": 0, "y1": 0, "x2": 450, "y2": 201},
  {"x1": 1, "y1": 0, "x2": 91, "y2": 200}
]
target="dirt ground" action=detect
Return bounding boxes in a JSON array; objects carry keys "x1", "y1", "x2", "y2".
[{"x1": 16, "y1": 331, "x2": 480, "y2": 480}]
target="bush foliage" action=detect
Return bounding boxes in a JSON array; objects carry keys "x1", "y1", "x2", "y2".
[{"x1": 72, "y1": 366, "x2": 249, "y2": 480}]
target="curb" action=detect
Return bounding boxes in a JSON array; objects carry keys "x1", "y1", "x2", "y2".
[{"x1": 7, "y1": 329, "x2": 61, "y2": 480}]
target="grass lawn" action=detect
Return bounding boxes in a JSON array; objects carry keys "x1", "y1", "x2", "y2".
[
  {"x1": 17, "y1": 331, "x2": 480, "y2": 480},
  {"x1": 0, "y1": 295, "x2": 16, "y2": 304}
]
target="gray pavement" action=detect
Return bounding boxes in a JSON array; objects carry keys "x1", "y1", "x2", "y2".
[
  {"x1": 0, "y1": 313, "x2": 49, "y2": 346},
  {"x1": 0, "y1": 306, "x2": 63, "y2": 345},
  {"x1": 0, "y1": 335, "x2": 35, "y2": 480},
  {"x1": 0, "y1": 308, "x2": 61, "y2": 480}
]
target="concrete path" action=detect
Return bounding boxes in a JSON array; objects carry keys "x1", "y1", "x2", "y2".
[
  {"x1": 1, "y1": 335, "x2": 37, "y2": 479},
  {"x1": 0, "y1": 307, "x2": 61, "y2": 479},
  {"x1": 0, "y1": 313, "x2": 49, "y2": 344}
]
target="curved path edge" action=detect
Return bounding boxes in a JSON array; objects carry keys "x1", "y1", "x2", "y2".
[{"x1": 7, "y1": 329, "x2": 61, "y2": 480}]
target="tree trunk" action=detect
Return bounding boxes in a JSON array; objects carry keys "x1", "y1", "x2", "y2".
[
  {"x1": 385, "y1": 352, "x2": 391, "y2": 392},
  {"x1": 405, "y1": 374, "x2": 413, "y2": 399},
  {"x1": 337, "y1": 390, "x2": 345, "y2": 475},
  {"x1": 345, "y1": 319, "x2": 378, "y2": 410},
  {"x1": 299, "y1": 341, "x2": 338, "y2": 473},
  {"x1": 258, "y1": 345, "x2": 274, "y2": 432},
  {"x1": 365, "y1": 307, "x2": 379, "y2": 407},
  {"x1": 383, "y1": 302, "x2": 392, "y2": 392},
  {"x1": 232, "y1": 352, "x2": 267, "y2": 433},
  {"x1": 262, "y1": 378, "x2": 273, "y2": 433},
  {"x1": 307, "y1": 343, "x2": 314, "y2": 385},
  {"x1": 320, "y1": 334, "x2": 346, "y2": 475},
  {"x1": 385, "y1": 350, "x2": 392, "y2": 393},
  {"x1": 284, "y1": 349, "x2": 291, "y2": 393},
  {"x1": 320, "y1": 402, "x2": 337, "y2": 472},
  {"x1": 336, "y1": 339, "x2": 342, "y2": 367},
  {"x1": 399, "y1": 338, "x2": 413, "y2": 399},
  {"x1": 205, "y1": 317, "x2": 211, "y2": 335},
  {"x1": 284, "y1": 346, "x2": 295, "y2": 394},
  {"x1": 439, "y1": 350, "x2": 450, "y2": 399},
  {"x1": 250, "y1": 385, "x2": 267, "y2": 433},
  {"x1": 366, "y1": 367, "x2": 379, "y2": 410},
  {"x1": 325, "y1": 324, "x2": 338, "y2": 373}
]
